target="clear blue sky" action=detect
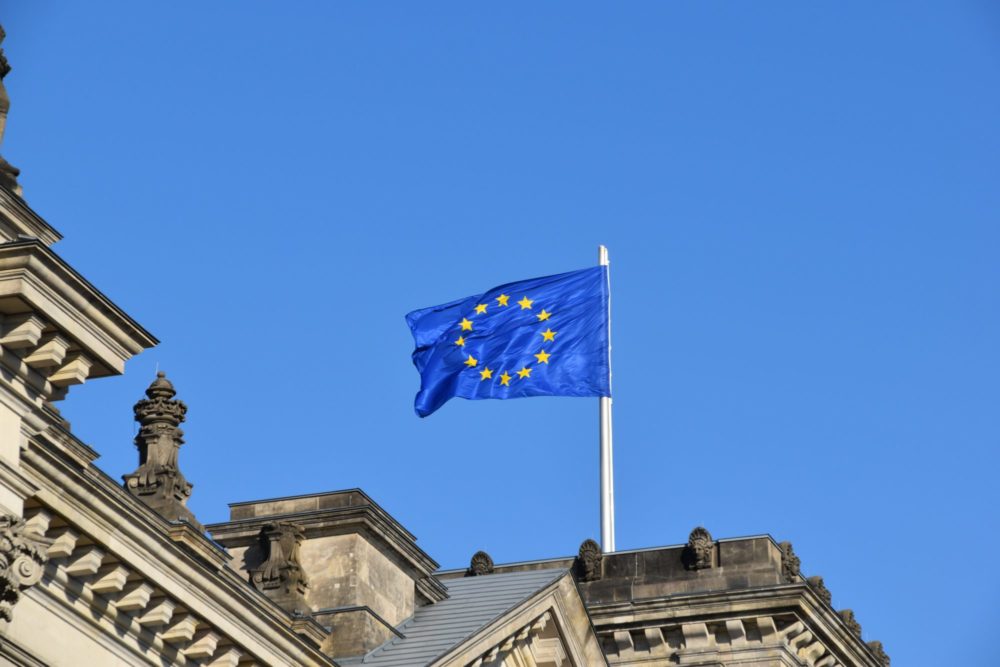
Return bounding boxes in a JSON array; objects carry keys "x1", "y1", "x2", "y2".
[{"x1": 4, "y1": 3, "x2": 999, "y2": 665}]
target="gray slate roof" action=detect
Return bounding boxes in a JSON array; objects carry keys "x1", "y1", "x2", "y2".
[{"x1": 360, "y1": 568, "x2": 568, "y2": 667}]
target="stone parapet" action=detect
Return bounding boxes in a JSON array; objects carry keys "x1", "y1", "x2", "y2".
[{"x1": 208, "y1": 488, "x2": 446, "y2": 659}]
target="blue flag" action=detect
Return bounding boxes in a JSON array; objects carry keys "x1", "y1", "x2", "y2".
[{"x1": 406, "y1": 266, "x2": 611, "y2": 417}]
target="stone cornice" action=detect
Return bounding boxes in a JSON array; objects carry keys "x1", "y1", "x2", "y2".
[
  {"x1": 0, "y1": 188, "x2": 61, "y2": 246},
  {"x1": 208, "y1": 491, "x2": 443, "y2": 601},
  {"x1": 0, "y1": 239, "x2": 156, "y2": 376},
  {"x1": 587, "y1": 583, "x2": 881, "y2": 667},
  {"x1": 19, "y1": 429, "x2": 335, "y2": 666},
  {"x1": 435, "y1": 573, "x2": 608, "y2": 667}
]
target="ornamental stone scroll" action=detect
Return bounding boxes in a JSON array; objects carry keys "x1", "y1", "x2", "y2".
[{"x1": 0, "y1": 515, "x2": 50, "y2": 624}]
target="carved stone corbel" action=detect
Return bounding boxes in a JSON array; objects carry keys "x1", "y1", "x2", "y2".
[
  {"x1": 0, "y1": 515, "x2": 49, "y2": 623},
  {"x1": 576, "y1": 539, "x2": 602, "y2": 582},
  {"x1": 466, "y1": 550, "x2": 494, "y2": 576},
  {"x1": 682, "y1": 527, "x2": 714, "y2": 570},
  {"x1": 250, "y1": 522, "x2": 309, "y2": 614}
]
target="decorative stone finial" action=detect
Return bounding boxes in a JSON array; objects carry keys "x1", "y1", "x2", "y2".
[
  {"x1": 866, "y1": 640, "x2": 890, "y2": 666},
  {"x1": 0, "y1": 25, "x2": 21, "y2": 196},
  {"x1": 251, "y1": 522, "x2": 309, "y2": 614},
  {"x1": 683, "y1": 527, "x2": 715, "y2": 570},
  {"x1": 0, "y1": 515, "x2": 49, "y2": 622},
  {"x1": 576, "y1": 539, "x2": 603, "y2": 582},
  {"x1": 123, "y1": 372, "x2": 201, "y2": 529},
  {"x1": 466, "y1": 550, "x2": 494, "y2": 576},
  {"x1": 807, "y1": 575, "x2": 832, "y2": 607},
  {"x1": 838, "y1": 609, "x2": 862, "y2": 638},
  {"x1": 778, "y1": 541, "x2": 801, "y2": 582}
]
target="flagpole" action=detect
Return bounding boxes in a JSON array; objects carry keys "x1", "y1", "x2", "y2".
[{"x1": 599, "y1": 245, "x2": 616, "y2": 553}]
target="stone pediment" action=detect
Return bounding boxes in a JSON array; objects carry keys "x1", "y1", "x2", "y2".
[{"x1": 363, "y1": 569, "x2": 606, "y2": 667}]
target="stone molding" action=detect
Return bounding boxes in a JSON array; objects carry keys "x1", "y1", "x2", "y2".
[
  {"x1": 467, "y1": 611, "x2": 566, "y2": 667},
  {"x1": 0, "y1": 240, "x2": 156, "y2": 405},
  {"x1": 18, "y1": 429, "x2": 334, "y2": 667},
  {"x1": 586, "y1": 584, "x2": 886, "y2": 667},
  {"x1": 436, "y1": 573, "x2": 606, "y2": 667},
  {"x1": 0, "y1": 188, "x2": 61, "y2": 246},
  {"x1": 16, "y1": 500, "x2": 331, "y2": 666}
]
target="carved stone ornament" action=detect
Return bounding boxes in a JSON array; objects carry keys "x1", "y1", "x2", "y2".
[
  {"x1": 251, "y1": 522, "x2": 309, "y2": 613},
  {"x1": 807, "y1": 575, "x2": 832, "y2": 607},
  {"x1": 682, "y1": 527, "x2": 714, "y2": 570},
  {"x1": 0, "y1": 25, "x2": 21, "y2": 195},
  {"x1": 866, "y1": 640, "x2": 890, "y2": 666},
  {"x1": 576, "y1": 539, "x2": 602, "y2": 582},
  {"x1": 838, "y1": 609, "x2": 862, "y2": 638},
  {"x1": 778, "y1": 541, "x2": 801, "y2": 582},
  {"x1": 467, "y1": 550, "x2": 494, "y2": 576},
  {"x1": 123, "y1": 373, "x2": 201, "y2": 528},
  {"x1": 0, "y1": 515, "x2": 50, "y2": 623}
]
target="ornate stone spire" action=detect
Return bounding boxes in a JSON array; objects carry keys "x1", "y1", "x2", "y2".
[
  {"x1": 123, "y1": 372, "x2": 200, "y2": 529},
  {"x1": 250, "y1": 522, "x2": 310, "y2": 614},
  {"x1": 0, "y1": 25, "x2": 22, "y2": 196}
]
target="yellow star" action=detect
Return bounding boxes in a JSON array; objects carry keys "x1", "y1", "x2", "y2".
[
  {"x1": 518, "y1": 296, "x2": 533, "y2": 310},
  {"x1": 455, "y1": 336, "x2": 466, "y2": 347},
  {"x1": 475, "y1": 303, "x2": 488, "y2": 315},
  {"x1": 499, "y1": 371, "x2": 512, "y2": 386},
  {"x1": 460, "y1": 318, "x2": 473, "y2": 331},
  {"x1": 540, "y1": 328, "x2": 556, "y2": 342},
  {"x1": 464, "y1": 355, "x2": 478, "y2": 368},
  {"x1": 517, "y1": 366, "x2": 532, "y2": 379},
  {"x1": 496, "y1": 294, "x2": 510, "y2": 307},
  {"x1": 536, "y1": 309, "x2": 551, "y2": 321},
  {"x1": 479, "y1": 367, "x2": 493, "y2": 381},
  {"x1": 534, "y1": 350, "x2": 551, "y2": 364}
]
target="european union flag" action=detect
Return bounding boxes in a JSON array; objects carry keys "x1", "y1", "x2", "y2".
[{"x1": 406, "y1": 266, "x2": 610, "y2": 417}]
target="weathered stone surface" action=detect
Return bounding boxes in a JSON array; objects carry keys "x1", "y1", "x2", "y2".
[
  {"x1": 315, "y1": 607, "x2": 398, "y2": 659},
  {"x1": 576, "y1": 539, "x2": 602, "y2": 582},
  {"x1": 122, "y1": 372, "x2": 200, "y2": 529},
  {"x1": 778, "y1": 540, "x2": 801, "y2": 582},
  {"x1": 250, "y1": 521, "x2": 309, "y2": 614},
  {"x1": 682, "y1": 526, "x2": 714, "y2": 570}
]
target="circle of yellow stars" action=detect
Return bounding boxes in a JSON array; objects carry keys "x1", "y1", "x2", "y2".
[{"x1": 453, "y1": 292, "x2": 556, "y2": 386}]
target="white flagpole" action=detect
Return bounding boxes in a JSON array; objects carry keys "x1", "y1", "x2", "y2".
[{"x1": 599, "y1": 245, "x2": 616, "y2": 553}]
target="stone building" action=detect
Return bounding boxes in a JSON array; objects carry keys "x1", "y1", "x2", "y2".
[{"x1": 0, "y1": 27, "x2": 889, "y2": 667}]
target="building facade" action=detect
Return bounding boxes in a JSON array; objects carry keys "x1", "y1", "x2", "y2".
[{"x1": 0, "y1": 28, "x2": 888, "y2": 667}]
